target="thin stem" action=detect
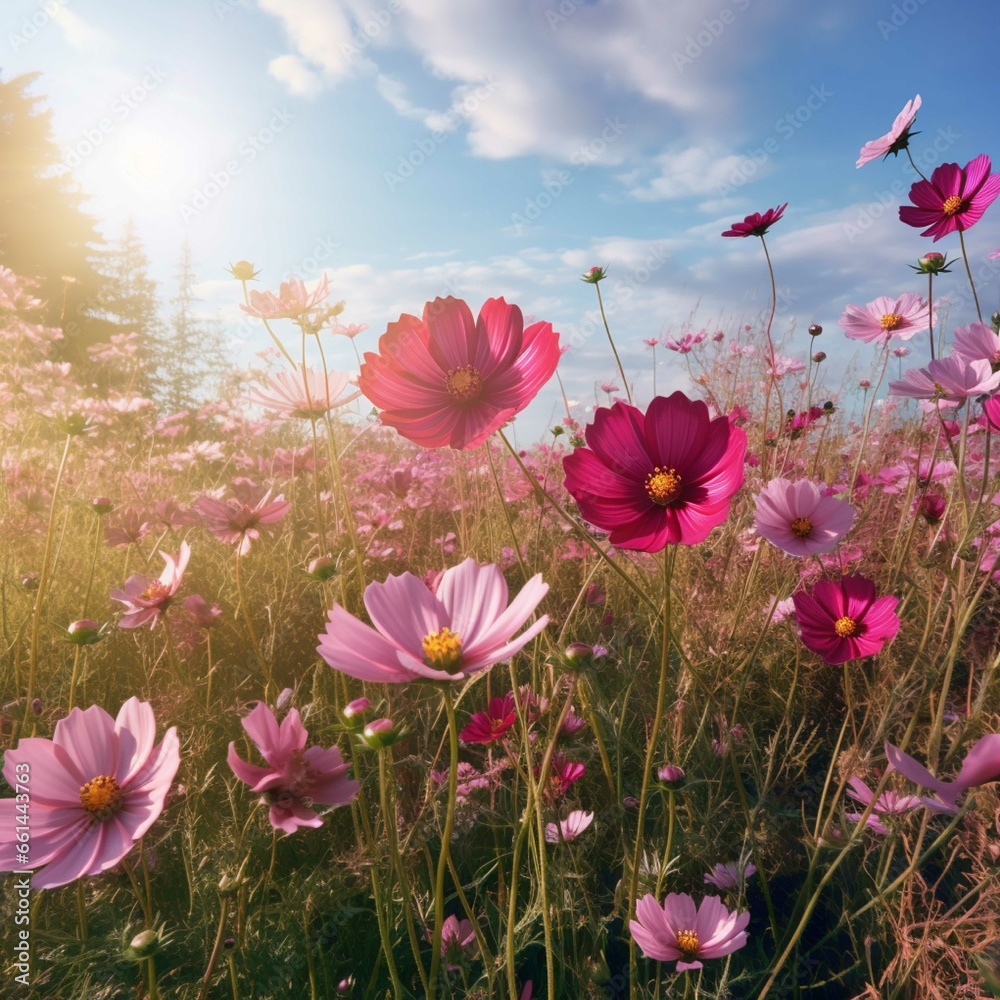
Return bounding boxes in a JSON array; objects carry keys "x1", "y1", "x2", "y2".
[
  {"x1": 427, "y1": 687, "x2": 461, "y2": 1000},
  {"x1": 958, "y1": 229, "x2": 984, "y2": 323},
  {"x1": 927, "y1": 272, "x2": 935, "y2": 360},
  {"x1": 594, "y1": 282, "x2": 633, "y2": 404},
  {"x1": 905, "y1": 146, "x2": 929, "y2": 182}
]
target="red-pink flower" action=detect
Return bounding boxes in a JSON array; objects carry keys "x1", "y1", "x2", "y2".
[
  {"x1": 630, "y1": 893, "x2": 749, "y2": 972},
  {"x1": 838, "y1": 294, "x2": 935, "y2": 344},
  {"x1": 0, "y1": 699, "x2": 179, "y2": 888},
  {"x1": 317, "y1": 558, "x2": 549, "y2": 684},
  {"x1": 721, "y1": 203, "x2": 787, "y2": 238},
  {"x1": 562, "y1": 392, "x2": 747, "y2": 551},
  {"x1": 460, "y1": 693, "x2": 517, "y2": 744},
  {"x1": 899, "y1": 154, "x2": 1000, "y2": 241},
  {"x1": 227, "y1": 702, "x2": 359, "y2": 835},
  {"x1": 856, "y1": 95, "x2": 921, "y2": 168},
  {"x1": 110, "y1": 541, "x2": 190, "y2": 629},
  {"x1": 792, "y1": 575, "x2": 900, "y2": 665},
  {"x1": 194, "y1": 480, "x2": 291, "y2": 556},
  {"x1": 357, "y1": 296, "x2": 561, "y2": 450}
]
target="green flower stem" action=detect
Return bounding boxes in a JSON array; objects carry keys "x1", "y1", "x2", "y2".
[
  {"x1": 594, "y1": 282, "x2": 633, "y2": 405},
  {"x1": 427, "y1": 687, "x2": 461, "y2": 1000},
  {"x1": 958, "y1": 229, "x2": 983, "y2": 323},
  {"x1": 628, "y1": 549, "x2": 675, "y2": 1000}
]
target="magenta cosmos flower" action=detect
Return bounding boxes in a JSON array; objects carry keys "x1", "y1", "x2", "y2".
[
  {"x1": 630, "y1": 893, "x2": 749, "y2": 972},
  {"x1": 562, "y1": 392, "x2": 747, "y2": 551},
  {"x1": 0, "y1": 699, "x2": 179, "y2": 889},
  {"x1": 248, "y1": 365, "x2": 360, "y2": 419},
  {"x1": 899, "y1": 154, "x2": 1000, "y2": 241},
  {"x1": 317, "y1": 558, "x2": 549, "y2": 683},
  {"x1": 357, "y1": 296, "x2": 561, "y2": 450},
  {"x1": 111, "y1": 540, "x2": 190, "y2": 629},
  {"x1": 856, "y1": 95, "x2": 921, "y2": 168},
  {"x1": 754, "y1": 478, "x2": 856, "y2": 556},
  {"x1": 460, "y1": 693, "x2": 517, "y2": 744},
  {"x1": 228, "y1": 702, "x2": 359, "y2": 834},
  {"x1": 792, "y1": 575, "x2": 900, "y2": 665},
  {"x1": 721, "y1": 203, "x2": 787, "y2": 238},
  {"x1": 431, "y1": 915, "x2": 477, "y2": 971},
  {"x1": 886, "y1": 734, "x2": 1000, "y2": 814},
  {"x1": 194, "y1": 479, "x2": 291, "y2": 556},
  {"x1": 838, "y1": 293, "x2": 935, "y2": 344},
  {"x1": 888, "y1": 356, "x2": 1000, "y2": 403}
]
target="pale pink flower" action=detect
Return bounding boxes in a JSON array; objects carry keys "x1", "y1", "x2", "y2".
[
  {"x1": 194, "y1": 480, "x2": 291, "y2": 556},
  {"x1": 888, "y1": 356, "x2": 1000, "y2": 403},
  {"x1": 240, "y1": 275, "x2": 331, "y2": 321},
  {"x1": 330, "y1": 321, "x2": 368, "y2": 339},
  {"x1": 703, "y1": 861, "x2": 756, "y2": 889},
  {"x1": 630, "y1": 893, "x2": 749, "y2": 971},
  {"x1": 544, "y1": 809, "x2": 594, "y2": 843},
  {"x1": 110, "y1": 541, "x2": 190, "y2": 629},
  {"x1": 317, "y1": 558, "x2": 548, "y2": 684},
  {"x1": 430, "y1": 915, "x2": 477, "y2": 970},
  {"x1": 754, "y1": 479, "x2": 856, "y2": 556},
  {"x1": 838, "y1": 294, "x2": 934, "y2": 344},
  {"x1": 952, "y1": 322, "x2": 1000, "y2": 368},
  {"x1": 886, "y1": 734, "x2": 1000, "y2": 814},
  {"x1": 856, "y1": 95, "x2": 921, "y2": 168},
  {"x1": 227, "y1": 702, "x2": 359, "y2": 835},
  {"x1": 248, "y1": 365, "x2": 359, "y2": 419},
  {"x1": 0, "y1": 699, "x2": 179, "y2": 888},
  {"x1": 844, "y1": 776, "x2": 922, "y2": 835}
]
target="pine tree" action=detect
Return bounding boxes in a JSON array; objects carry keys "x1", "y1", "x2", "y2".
[
  {"x1": 154, "y1": 240, "x2": 228, "y2": 412},
  {"x1": 0, "y1": 71, "x2": 110, "y2": 355}
]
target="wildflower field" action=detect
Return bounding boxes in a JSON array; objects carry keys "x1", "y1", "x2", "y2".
[{"x1": 5, "y1": 95, "x2": 1000, "y2": 1000}]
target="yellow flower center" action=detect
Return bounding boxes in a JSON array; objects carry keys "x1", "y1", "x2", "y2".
[
  {"x1": 879, "y1": 313, "x2": 902, "y2": 331},
  {"x1": 676, "y1": 928, "x2": 700, "y2": 960},
  {"x1": 789, "y1": 516, "x2": 812, "y2": 539},
  {"x1": 645, "y1": 467, "x2": 682, "y2": 506},
  {"x1": 80, "y1": 775, "x2": 123, "y2": 819},
  {"x1": 444, "y1": 365, "x2": 483, "y2": 402},
  {"x1": 139, "y1": 581, "x2": 170, "y2": 604},
  {"x1": 422, "y1": 627, "x2": 464, "y2": 673},
  {"x1": 942, "y1": 195, "x2": 965, "y2": 216},
  {"x1": 833, "y1": 616, "x2": 859, "y2": 638}
]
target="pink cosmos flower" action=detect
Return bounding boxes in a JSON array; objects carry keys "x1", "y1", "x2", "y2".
[
  {"x1": 227, "y1": 702, "x2": 359, "y2": 835},
  {"x1": 952, "y1": 322, "x2": 1000, "y2": 368},
  {"x1": 792, "y1": 575, "x2": 900, "y2": 665},
  {"x1": 721, "y1": 203, "x2": 787, "y2": 238},
  {"x1": 562, "y1": 392, "x2": 747, "y2": 551},
  {"x1": 703, "y1": 861, "x2": 757, "y2": 890},
  {"x1": 0, "y1": 698, "x2": 179, "y2": 889},
  {"x1": 544, "y1": 809, "x2": 594, "y2": 843},
  {"x1": 110, "y1": 541, "x2": 190, "y2": 629},
  {"x1": 886, "y1": 734, "x2": 1000, "y2": 814},
  {"x1": 888, "y1": 356, "x2": 1000, "y2": 403},
  {"x1": 856, "y1": 95, "x2": 921, "y2": 168},
  {"x1": 754, "y1": 479, "x2": 856, "y2": 557},
  {"x1": 844, "y1": 776, "x2": 922, "y2": 835},
  {"x1": 330, "y1": 321, "x2": 368, "y2": 339},
  {"x1": 194, "y1": 480, "x2": 291, "y2": 556},
  {"x1": 630, "y1": 893, "x2": 749, "y2": 972},
  {"x1": 899, "y1": 154, "x2": 1000, "y2": 241},
  {"x1": 240, "y1": 275, "x2": 331, "y2": 320},
  {"x1": 431, "y1": 915, "x2": 477, "y2": 971},
  {"x1": 317, "y1": 558, "x2": 549, "y2": 684},
  {"x1": 540, "y1": 754, "x2": 585, "y2": 803},
  {"x1": 183, "y1": 594, "x2": 221, "y2": 629},
  {"x1": 357, "y1": 296, "x2": 560, "y2": 450},
  {"x1": 460, "y1": 693, "x2": 517, "y2": 744},
  {"x1": 248, "y1": 365, "x2": 360, "y2": 419},
  {"x1": 838, "y1": 293, "x2": 935, "y2": 344}
]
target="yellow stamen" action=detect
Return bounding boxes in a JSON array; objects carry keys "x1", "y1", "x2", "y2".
[
  {"x1": 645, "y1": 467, "x2": 682, "y2": 506},
  {"x1": 879, "y1": 313, "x2": 902, "y2": 331},
  {"x1": 422, "y1": 627, "x2": 464, "y2": 673},
  {"x1": 139, "y1": 581, "x2": 170, "y2": 604},
  {"x1": 789, "y1": 516, "x2": 812, "y2": 539},
  {"x1": 941, "y1": 195, "x2": 965, "y2": 217},
  {"x1": 676, "y1": 929, "x2": 700, "y2": 960},
  {"x1": 80, "y1": 775, "x2": 123, "y2": 819},
  {"x1": 444, "y1": 365, "x2": 483, "y2": 401},
  {"x1": 833, "y1": 616, "x2": 858, "y2": 638}
]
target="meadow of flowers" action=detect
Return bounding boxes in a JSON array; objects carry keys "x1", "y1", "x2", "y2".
[{"x1": 4, "y1": 96, "x2": 1000, "y2": 999}]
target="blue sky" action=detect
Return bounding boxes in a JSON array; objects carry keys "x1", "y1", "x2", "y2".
[{"x1": 6, "y1": 0, "x2": 1000, "y2": 440}]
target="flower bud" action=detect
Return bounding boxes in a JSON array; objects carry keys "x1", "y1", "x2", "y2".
[
  {"x1": 581, "y1": 266, "x2": 607, "y2": 284},
  {"x1": 126, "y1": 929, "x2": 159, "y2": 961},
  {"x1": 912, "y1": 251, "x2": 952, "y2": 274},
  {"x1": 360, "y1": 717, "x2": 405, "y2": 751},
  {"x1": 227, "y1": 260, "x2": 260, "y2": 281},
  {"x1": 808, "y1": 324, "x2": 822, "y2": 336},
  {"x1": 306, "y1": 555, "x2": 337, "y2": 581},
  {"x1": 66, "y1": 618, "x2": 107, "y2": 646},
  {"x1": 812, "y1": 352, "x2": 826, "y2": 363},
  {"x1": 658, "y1": 764, "x2": 686, "y2": 788},
  {"x1": 622, "y1": 795, "x2": 639, "y2": 810},
  {"x1": 91, "y1": 496, "x2": 114, "y2": 515},
  {"x1": 337, "y1": 976, "x2": 355, "y2": 994}
]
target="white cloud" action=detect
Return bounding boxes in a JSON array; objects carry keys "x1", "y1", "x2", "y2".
[
  {"x1": 268, "y1": 54, "x2": 323, "y2": 98},
  {"x1": 50, "y1": 5, "x2": 108, "y2": 49},
  {"x1": 627, "y1": 146, "x2": 769, "y2": 201}
]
